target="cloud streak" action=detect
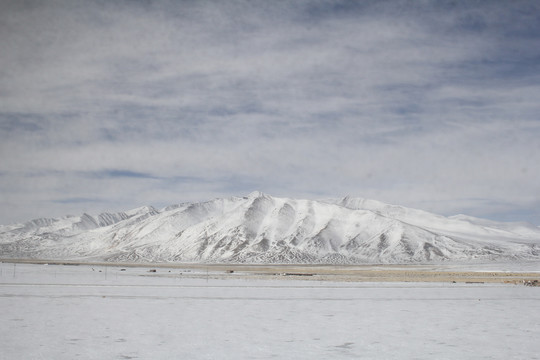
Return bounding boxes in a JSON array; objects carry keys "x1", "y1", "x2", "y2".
[{"x1": 1, "y1": 0, "x2": 540, "y2": 224}]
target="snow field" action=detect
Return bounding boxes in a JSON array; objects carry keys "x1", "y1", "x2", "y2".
[{"x1": 1, "y1": 263, "x2": 539, "y2": 359}]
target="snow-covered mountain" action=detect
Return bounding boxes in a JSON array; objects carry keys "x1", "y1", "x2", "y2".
[{"x1": 1, "y1": 192, "x2": 539, "y2": 264}]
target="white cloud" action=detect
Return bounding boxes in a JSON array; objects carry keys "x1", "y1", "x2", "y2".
[{"x1": 1, "y1": 0, "x2": 540, "y2": 224}]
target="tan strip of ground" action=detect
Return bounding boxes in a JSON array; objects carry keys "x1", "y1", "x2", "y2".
[
  {"x1": 179, "y1": 265, "x2": 540, "y2": 284},
  {"x1": 2, "y1": 258, "x2": 539, "y2": 284}
]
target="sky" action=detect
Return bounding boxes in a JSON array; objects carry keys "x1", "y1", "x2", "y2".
[{"x1": 1, "y1": 0, "x2": 540, "y2": 225}]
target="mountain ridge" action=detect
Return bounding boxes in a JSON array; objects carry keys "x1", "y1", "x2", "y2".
[{"x1": 1, "y1": 193, "x2": 539, "y2": 264}]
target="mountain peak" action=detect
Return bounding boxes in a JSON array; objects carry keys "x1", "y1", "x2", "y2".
[
  {"x1": 1, "y1": 193, "x2": 539, "y2": 264},
  {"x1": 125, "y1": 205, "x2": 159, "y2": 217},
  {"x1": 247, "y1": 191, "x2": 269, "y2": 199}
]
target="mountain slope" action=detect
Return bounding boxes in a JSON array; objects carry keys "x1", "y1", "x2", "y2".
[{"x1": 1, "y1": 192, "x2": 539, "y2": 264}]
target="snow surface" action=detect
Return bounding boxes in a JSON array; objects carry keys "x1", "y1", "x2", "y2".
[
  {"x1": 1, "y1": 262, "x2": 539, "y2": 359},
  {"x1": 1, "y1": 193, "x2": 539, "y2": 264}
]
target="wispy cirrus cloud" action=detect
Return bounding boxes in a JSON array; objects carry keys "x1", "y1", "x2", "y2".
[{"x1": 1, "y1": 0, "x2": 540, "y2": 224}]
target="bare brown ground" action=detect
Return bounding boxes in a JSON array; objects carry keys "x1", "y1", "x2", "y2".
[{"x1": 3, "y1": 258, "x2": 539, "y2": 284}]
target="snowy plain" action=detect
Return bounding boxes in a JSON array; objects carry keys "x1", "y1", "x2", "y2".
[{"x1": 1, "y1": 262, "x2": 539, "y2": 360}]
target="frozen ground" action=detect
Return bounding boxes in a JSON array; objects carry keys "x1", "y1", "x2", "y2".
[{"x1": 1, "y1": 263, "x2": 539, "y2": 360}]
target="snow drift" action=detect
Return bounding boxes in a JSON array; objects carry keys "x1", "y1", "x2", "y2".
[{"x1": 1, "y1": 192, "x2": 539, "y2": 264}]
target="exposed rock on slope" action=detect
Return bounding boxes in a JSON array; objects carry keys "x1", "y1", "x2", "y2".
[{"x1": 1, "y1": 192, "x2": 539, "y2": 264}]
